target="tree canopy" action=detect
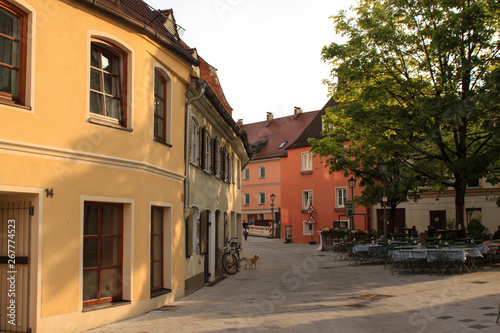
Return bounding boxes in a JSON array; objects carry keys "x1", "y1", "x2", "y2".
[{"x1": 311, "y1": 0, "x2": 500, "y2": 227}]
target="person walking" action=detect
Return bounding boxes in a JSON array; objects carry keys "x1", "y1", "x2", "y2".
[{"x1": 243, "y1": 220, "x2": 249, "y2": 240}]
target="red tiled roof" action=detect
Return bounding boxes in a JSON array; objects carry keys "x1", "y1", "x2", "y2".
[
  {"x1": 199, "y1": 57, "x2": 233, "y2": 115},
  {"x1": 82, "y1": 0, "x2": 198, "y2": 64},
  {"x1": 286, "y1": 98, "x2": 340, "y2": 150},
  {"x1": 241, "y1": 111, "x2": 320, "y2": 160}
]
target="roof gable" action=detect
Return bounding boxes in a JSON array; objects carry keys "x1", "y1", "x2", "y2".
[
  {"x1": 286, "y1": 98, "x2": 341, "y2": 150},
  {"x1": 241, "y1": 111, "x2": 320, "y2": 160}
]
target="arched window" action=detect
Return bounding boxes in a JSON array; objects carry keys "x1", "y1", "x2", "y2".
[
  {"x1": 0, "y1": 2, "x2": 28, "y2": 105},
  {"x1": 89, "y1": 38, "x2": 128, "y2": 126},
  {"x1": 154, "y1": 70, "x2": 167, "y2": 142}
]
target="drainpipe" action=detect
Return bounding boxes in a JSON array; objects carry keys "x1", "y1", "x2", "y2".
[{"x1": 185, "y1": 79, "x2": 207, "y2": 211}]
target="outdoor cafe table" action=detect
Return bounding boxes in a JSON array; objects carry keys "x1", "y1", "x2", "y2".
[
  {"x1": 391, "y1": 247, "x2": 482, "y2": 262},
  {"x1": 350, "y1": 244, "x2": 389, "y2": 265},
  {"x1": 353, "y1": 244, "x2": 382, "y2": 252}
]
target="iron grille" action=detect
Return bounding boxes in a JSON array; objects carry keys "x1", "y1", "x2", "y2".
[{"x1": 119, "y1": 0, "x2": 186, "y2": 39}]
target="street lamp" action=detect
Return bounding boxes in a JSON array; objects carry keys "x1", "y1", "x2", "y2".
[
  {"x1": 348, "y1": 176, "x2": 356, "y2": 229},
  {"x1": 270, "y1": 193, "x2": 276, "y2": 237},
  {"x1": 378, "y1": 161, "x2": 389, "y2": 240}
]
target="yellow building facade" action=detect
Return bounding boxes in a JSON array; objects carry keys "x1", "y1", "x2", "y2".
[{"x1": 0, "y1": 0, "x2": 211, "y2": 331}]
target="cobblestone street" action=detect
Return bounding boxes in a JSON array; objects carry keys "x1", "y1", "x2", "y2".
[{"x1": 84, "y1": 237, "x2": 500, "y2": 332}]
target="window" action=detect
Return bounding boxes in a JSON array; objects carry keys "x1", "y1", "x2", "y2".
[
  {"x1": 224, "y1": 148, "x2": 230, "y2": 182},
  {"x1": 333, "y1": 220, "x2": 349, "y2": 229},
  {"x1": 230, "y1": 153, "x2": 235, "y2": 183},
  {"x1": 221, "y1": 147, "x2": 228, "y2": 182},
  {"x1": 302, "y1": 152, "x2": 313, "y2": 172},
  {"x1": 154, "y1": 71, "x2": 167, "y2": 142},
  {"x1": 215, "y1": 139, "x2": 222, "y2": 178},
  {"x1": 336, "y1": 187, "x2": 347, "y2": 208},
  {"x1": 302, "y1": 190, "x2": 313, "y2": 210},
  {"x1": 467, "y1": 179, "x2": 480, "y2": 188},
  {"x1": 237, "y1": 159, "x2": 241, "y2": 188},
  {"x1": 243, "y1": 193, "x2": 250, "y2": 206},
  {"x1": 303, "y1": 221, "x2": 313, "y2": 235},
  {"x1": 90, "y1": 40, "x2": 127, "y2": 126},
  {"x1": 258, "y1": 192, "x2": 266, "y2": 205},
  {"x1": 278, "y1": 141, "x2": 287, "y2": 149},
  {"x1": 190, "y1": 117, "x2": 200, "y2": 165},
  {"x1": 0, "y1": 2, "x2": 27, "y2": 105},
  {"x1": 83, "y1": 203, "x2": 123, "y2": 306},
  {"x1": 151, "y1": 207, "x2": 164, "y2": 292},
  {"x1": 202, "y1": 128, "x2": 211, "y2": 173},
  {"x1": 258, "y1": 165, "x2": 266, "y2": 179},
  {"x1": 243, "y1": 167, "x2": 250, "y2": 180}
]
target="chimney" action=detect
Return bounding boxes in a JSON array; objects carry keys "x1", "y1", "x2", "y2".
[
  {"x1": 237, "y1": 119, "x2": 243, "y2": 127},
  {"x1": 294, "y1": 106, "x2": 302, "y2": 118},
  {"x1": 266, "y1": 112, "x2": 274, "y2": 126}
]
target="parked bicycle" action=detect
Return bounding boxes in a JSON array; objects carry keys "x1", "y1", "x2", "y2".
[{"x1": 222, "y1": 237, "x2": 242, "y2": 275}]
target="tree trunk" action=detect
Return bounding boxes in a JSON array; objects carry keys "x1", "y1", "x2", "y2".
[{"x1": 454, "y1": 182, "x2": 467, "y2": 228}]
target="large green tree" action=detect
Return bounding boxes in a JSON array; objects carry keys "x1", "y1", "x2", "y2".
[{"x1": 313, "y1": 0, "x2": 500, "y2": 227}]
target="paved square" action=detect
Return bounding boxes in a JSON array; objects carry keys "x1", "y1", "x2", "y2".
[{"x1": 84, "y1": 237, "x2": 500, "y2": 333}]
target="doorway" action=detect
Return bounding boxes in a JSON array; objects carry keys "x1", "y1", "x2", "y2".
[
  {"x1": 0, "y1": 201, "x2": 33, "y2": 332},
  {"x1": 430, "y1": 210, "x2": 447, "y2": 230}
]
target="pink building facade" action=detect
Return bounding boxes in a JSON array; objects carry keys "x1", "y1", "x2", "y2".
[{"x1": 241, "y1": 100, "x2": 372, "y2": 244}]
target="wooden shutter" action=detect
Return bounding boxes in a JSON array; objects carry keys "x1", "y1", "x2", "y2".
[
  {"x1": 200, "y1": 211, "x2": 208, "y2": 254},
  {"x1": 186, "y1": 210, "x2": 193, "y2": 257}
]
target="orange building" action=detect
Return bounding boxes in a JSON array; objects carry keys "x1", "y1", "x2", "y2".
[
  {"x1": 240, "y1": 108, "x2": 318, "y2": 237},
  {"x1": 241, "y1": 100, "x2": 372, "y2": 244},
  {"x1": 281, "y1": 101, "x2": 371, "y2": 243}
]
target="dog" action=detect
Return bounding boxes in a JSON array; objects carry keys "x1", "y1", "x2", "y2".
[{"x1": 244, "y1": 254, "x2": 260, "y2": 270}]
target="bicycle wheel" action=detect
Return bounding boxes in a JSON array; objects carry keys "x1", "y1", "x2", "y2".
[{"x1": 222, "y1": 252, "x2": 239, "y2": 275}]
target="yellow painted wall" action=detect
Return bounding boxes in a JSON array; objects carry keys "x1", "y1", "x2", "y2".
[{"x1": 0, "y1": 0, "x2": 196, "y2": 331}]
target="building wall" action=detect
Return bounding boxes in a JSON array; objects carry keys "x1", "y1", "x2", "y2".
[
  {"x1": 372, "y1": 184, "x2": 500, "y2": 236},
  {"x1": 185, "y1": 103, "x2": 245, "y2": 292},
  {"x1": 241, "y1": 158, "x2": 281, "y2": 224},
  {"x1": 0, "y1": 0, "x2": 193, "y2": 331},
  {"x1": 281, "y1": 147, "x2": 367, "y2": 244}
]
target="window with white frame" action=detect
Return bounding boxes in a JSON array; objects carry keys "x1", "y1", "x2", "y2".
[
  {"x1": 303, "y1": 221, "x2": 313, "y2": 235},
  {"x1": 153, "y1": 70, "x2": 169, "y2": 143},
  {"x1": 237, "y1": 159, "x2": 241, "y2": 188},
  {"x1": 0, "y1": 2, "x2": 29, "y2": 106},
  {"x1": 215, "y1": 139, "x2": 222, "y2": 178},
  {"x1": 258, "y1": 165, "x2": 266, "y2": 179},
  {"x1": 230, "y1": 153, "x2": 235, "y2": 183},
  {"x1": 302, "y1": 152, "x2": 313, "y2": 172},
  {"x1": 89, "y1": 39, "x2": 129, "y2": 127},
  {"x1": 190, "y1": 117, "x2": 200, "y2": 165},
  {"x1": 224, "y1": 147, "x2": 230, "y2": 182},
  {"x1": 243, "y1": 193, "x2": 250, "y2": 206},
  {"x1": 203, "y1": 128, "x2": 211, "y2": 173},
  {"x1": 302, "y1": 190, "x2": 313, "y2": 210},
  {"x1": 150, "y1": 206, "x2": 164, "y2": 292},
  {"x1": 243, "y1": 167, "x2": 250, "y2": 180},
  {"x1": 83, "y1": 202, "x2": 123, "y2": 306},
  {"x1": 336, "y1": 187, "x2": 347, "y2": 208},
  {"x1": 333, "y1": 220, "x2": 349, "y2": 229},
  {"x1": 258, "y1": 192, "x2": 266, "y2": 205}
]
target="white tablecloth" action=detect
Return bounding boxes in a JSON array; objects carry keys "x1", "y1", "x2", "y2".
[
  {"x1": 391, "y1": 248, "x2": 474, "y2": 262},
  {"x1": 353, "y1": 244, "x2": 382, "y2": 253}
]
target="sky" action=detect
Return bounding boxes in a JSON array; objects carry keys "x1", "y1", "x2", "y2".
[{"x1": 144, "y1": 0, "x2": 355, "y2": 124}]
